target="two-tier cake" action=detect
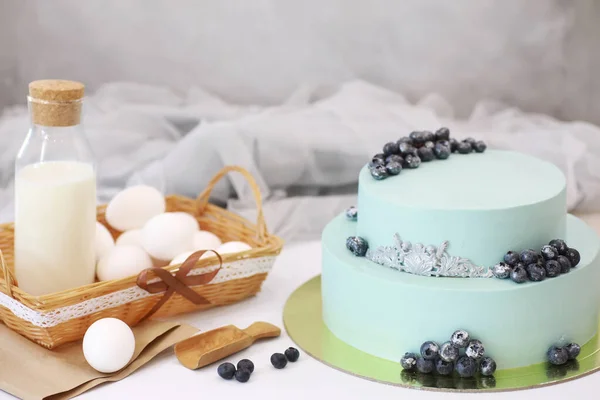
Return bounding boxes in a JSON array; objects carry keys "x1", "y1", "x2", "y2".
[{"x1": 321, "y1": 130, "x2": 600, "y2": 373}]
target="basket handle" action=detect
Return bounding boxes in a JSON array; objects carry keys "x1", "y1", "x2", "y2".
[
  {"x1": 195, "y1": 166, "x2": 268, "y2": 242},
  {"x1": 0, "y1": 249, "x2": 15, "y2": 298}
]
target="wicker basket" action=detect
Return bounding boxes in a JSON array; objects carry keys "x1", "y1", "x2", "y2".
[{"x1": 0, "y1": 166, "x2": 283, "y2": 349}]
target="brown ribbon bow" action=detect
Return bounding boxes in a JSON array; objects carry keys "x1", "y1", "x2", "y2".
[{"x1": 136, "y1": 249, "x2": 222, "y2": 322}]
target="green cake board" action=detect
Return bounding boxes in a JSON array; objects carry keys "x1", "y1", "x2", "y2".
[{"x1": 283, "y1": 275, "x2": 600, "y2": 392}]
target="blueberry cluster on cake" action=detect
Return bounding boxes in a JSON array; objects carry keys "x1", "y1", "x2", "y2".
[{"x1": 321, "y1": 127, "x2": 600, "y2": 373}]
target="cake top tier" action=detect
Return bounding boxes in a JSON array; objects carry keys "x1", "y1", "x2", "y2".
[{"x1": 360, "y1": 150, "x2": 565, "y2": 210}]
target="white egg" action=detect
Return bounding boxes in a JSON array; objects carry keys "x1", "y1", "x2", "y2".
[
  {"x1": 96, "y1": 245, "x2": 153, "y2": 281},
  {"x1": 95, "y1": 222, "x2": 115, "y2": 262},
  {"x1": 169, "y1": 249, "x2": 216, "y2": 266},
  {"x1": 105, "y1": 185, "x2": 166, "y2": 231},
  {"x1": 83, "y1": 318, "x2": 135, "y2": 373},
  {"x1": 193, "y1": 230, "x2": 222, "y2": 251},
  {"x1": 116, "y1": 229, "x2": 143, "y2": 248},
  {"x1": 217, "y1": 241, "x2": 252, "y2": 255},
  {"x1": 141, "y1": 212, "x2": 199, "y2": 261}
]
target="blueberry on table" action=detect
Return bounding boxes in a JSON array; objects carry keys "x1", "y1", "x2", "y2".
[
  {"x1": 237, "y1": 359, "x2": 254, "y2": 373},
  {"x1": 526, "y1": 263, "x2": 546, "y2": 282},
  {"x1": 556, "y1": 255, "x2": 572, "y2": 274},
  {"x1": 510, "y1": 265, "x2": 528, "y2": 283},
  {"x1": 541, "y1": 245, "x2": 558, "y2": 261},
  {"x1": 416, "y1": 357, "x2": 435, "y2": 374},
  {"x1": 417, "y1": 147, "x2": 435, "y2": 162},
  {"x1": 544, "y1": 260, "x2": 561, "y2": 278},
  {"x1": 549, "y1": 239, "x2": 569, "y2": 255},
  {"x1": 385, "y1": 161, "x2": 402, "y2": 176},
  {"x1": 439, "y1": 341, "x2": 459, "y2": 362},
  {"x1": 465, "y1": 340, "x2": 485, "y2": 360},
  {"x1": 433, "y1": 143, "x2": 450, "y2": 160},
  {"x1": 423, "y1": 131, "x2": 435, "y2": 142},
  {"x1": 404, "y1": 154, "x2": 421, "y2": 169},
  {"x1": 400, "y1": 352, "x2": 418, "y2": 371},
  {"x1": 370, "y1": 164, "x2": 389, "y2": 180},
  {"x1": 385, "y1": 154, "x2": 404, "y2": 164},
  {"x1": 480, "y1": 357, "x2": 497, "y2": 376},
  {"x1": 456, "y1": 142, "x2": 472, "y2": 154},
  {"x1": 503, "y1": 251, "x2": 520, "y2": 266},
  {"x1": 435, "y1": 127, "x2": 450, "y2": 141},
  {"x1": 473, "y1": 141, "x2": 487, "y2": 153},
  {"x1": 234, "y1": 368, "x2": 251, "y2": 382},
  {"x1": 547, "y1": 346, "x2": 569, "y2": 366},
  {"x1": 566, "y1": 248, "x2": 581, "y2": 267},
  {"x1": 450, "y1": 330, "x2": 470, "y2": 348},
  {"x1": 346, "y1": 236, "x2": 369, "y2": 257},
  {"x1": 435, "y1": 358, "x2": 454, "y2": 376},
  {"x1": 271, "y1": 353, "x2": 288, "y2": 369},
  {"x1": 420, "y1": 341, "x2": 440, "y2": 360},
  {"x1": 455, "y1": 356, "x2": 478, "y2": 378},
  {"x1": 449, "y1": 138, "x2": 459, "y2": 153},
  {"x1": 566, "y1": 343, "x2": 581, "y2": 360},
  {"x1": 217, "y1": 362, "x2": 236, "y2": 380},
  {"x1": 491, "y1": 262, "x2": 511, "y2": 279},
  {"x1": 285, "y1": 347, "x2": 300, "y2": 362},
  {"x1": 383, "y1": 141, "x2": 399, "y2": 156},
  {"x1": 409, "y1": 131, "x2": 427, "y2": 148},
  {"x1": 398, "y1": 142, "x2": 417, "y2": 156},
  {"x1": 520, "y1": 249, "x2": 539, "y2": 265}
]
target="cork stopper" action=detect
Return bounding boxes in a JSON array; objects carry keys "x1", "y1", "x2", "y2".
[{"x1": 28, "y1": 80, "x2": 85, "y2": 127}]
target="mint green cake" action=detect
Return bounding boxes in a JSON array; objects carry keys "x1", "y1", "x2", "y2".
[{"x1": 321, "y1": 149, "x2": 600, "y2": 370}]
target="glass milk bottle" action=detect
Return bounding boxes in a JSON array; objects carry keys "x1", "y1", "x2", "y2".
[{"x1": 14, "y1": 80, "x2": 97, "y2": 295}]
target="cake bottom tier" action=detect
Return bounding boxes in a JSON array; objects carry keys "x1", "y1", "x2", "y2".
[{"x1": 322, "y1": 214, "x2": 600, "y2": 369}]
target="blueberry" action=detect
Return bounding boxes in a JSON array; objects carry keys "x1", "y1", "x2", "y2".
[
  {"x1": 566, "y1": 248, "x2": 581, "y2": 267},
  {"x1": 556, "y1": 255, "x2": 572, "y2": 274},
  {"x1": 526, "y1": 263, "x2": 546, "y2": 282},
  {"x1": 450, "y1": 330, "x2": 470, "y2": 348},
  {"x1": 417, "y1": 147, "x2": 435, "y2": 162},
  {"x1": 284, "y1": 347, "x2": 300, "y2": 362},
  {"x1": 547, "y1": 346, "x2": 569, "y2": 366},
  {"x1": 491, "y1": 262, "x2": 512, "y2": 279},
  {"x1": 270, "y1": 353, "x2": 288, "y2": 369},
  {"x1": 397, "y1": 137, "x2": 413, "y2": 146},
  {"x1": 383, "y1": 141, "x2": 399, "y2": 156},
  {"x1": 435, "y1": 127, "x2": 450, "y2": 141},
  {"x1": 436, "y1": 139, "x2": 450, "y2": 147},
  {"x1": 465, "y1": 340, "x2": 485, "y2": 360},
  {"x1": 416, "y1": 357, "x2": 435, "y2": 374},
  {"x1": 463, "y1": 137, "x2": 477, "y2": 147},
  {"x1": 435, "y1": 358, "x2": 454, "y2": 376},
  {"x1": 404, "y1": 154, "x2": 421, "y2": 169},
  {"x1": 503, "y1": 251, "x2": 520, "y2": 266},
  {"x1": 473, "y1": 141, "x2": 487, "y2": 153},
  {"x1": 433, "y1": 143, "x2": 450, "y2": 160},
  {"x1": 544, "y1": 260, "x2": 561, "y2": 278},
  {"x1": 345, "y1": 206, "x2": 358, "y2": 221},
  {"x1": 385, "y1": 154, "x2": 404, "y2": 164},
  {"x1": 370, "y1": 164, "x2": 389, "y2": 180},
  {"x1": 420, "y1": 341, "x2": 440, "y2": 360},
  {"x1": 549, "y1": 239, "x2": 569, "y2": 255},
  {"x1": 423, "y1": 131, "x2": 436, "y2": 142},
  {"x1": 400, "y1": 352, "x2": 418, "y2": 371},
  {"x1": 346, "y1": 236, "x2": 369, "y2": 257},
  {"x1": 423, "y1": 140, "x2": 435, "y2": 149},
  {"x1": 385, "y1": 161, "x2": 402, "y2": 175},
  {"x1": 439, "y1": 341, "x2": 459, "y2": 362},
  {"x1": 510, "y1": 265, "x2": 528, "y2": 283},
  {"x1": 541, "y1": 245, "x2": 558, "y2": 261},
  {"x1": 455, "y1": 356, "x2": 478, "y2": 378},
  {"x1": 480, "y1": 357, "x2": 497, "y2": 376},
  {"x1": 409, "y1": 131, "x2": 427, "y2": 148},
  {"x1": 398, "y1": 142, "x2": 417, "y2": 156},
  {"x1": 217, "y1": 362, "x2": 236, "y2": 380},
  {"x1": 449, "y1": 138, "x2": 459, "y2": 153},
  {"x1": 237, "y1": 359, "x2": 254, "y2": 373},
  {"x1": 565, "y1": 343, "x2": 581, "y2": 360},
  {"x1": 520, "y1": 249, "x2": 539, "y2": 265},
  {"x1": 371, "y1": 153, "x2": 386, "y2": 165},
  {"x1": 234, "y1": 368, "x2": 251, "y2": 382},
  {"x1": 456, "y1": 142, "x2": 472, "y2": 154}
]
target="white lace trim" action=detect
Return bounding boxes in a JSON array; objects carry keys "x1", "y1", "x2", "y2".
[{"x1": 0, "y1": 256, "x2": 275, "y2": 328}]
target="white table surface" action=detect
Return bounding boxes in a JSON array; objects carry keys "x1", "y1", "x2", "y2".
[{"x1": 3, "y1": 241, "x2": 598, "y2": 400}]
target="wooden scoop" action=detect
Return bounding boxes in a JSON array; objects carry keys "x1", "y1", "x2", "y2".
[{"x1": 174, "y1": 321, "x2": 281, "y2": 369}]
